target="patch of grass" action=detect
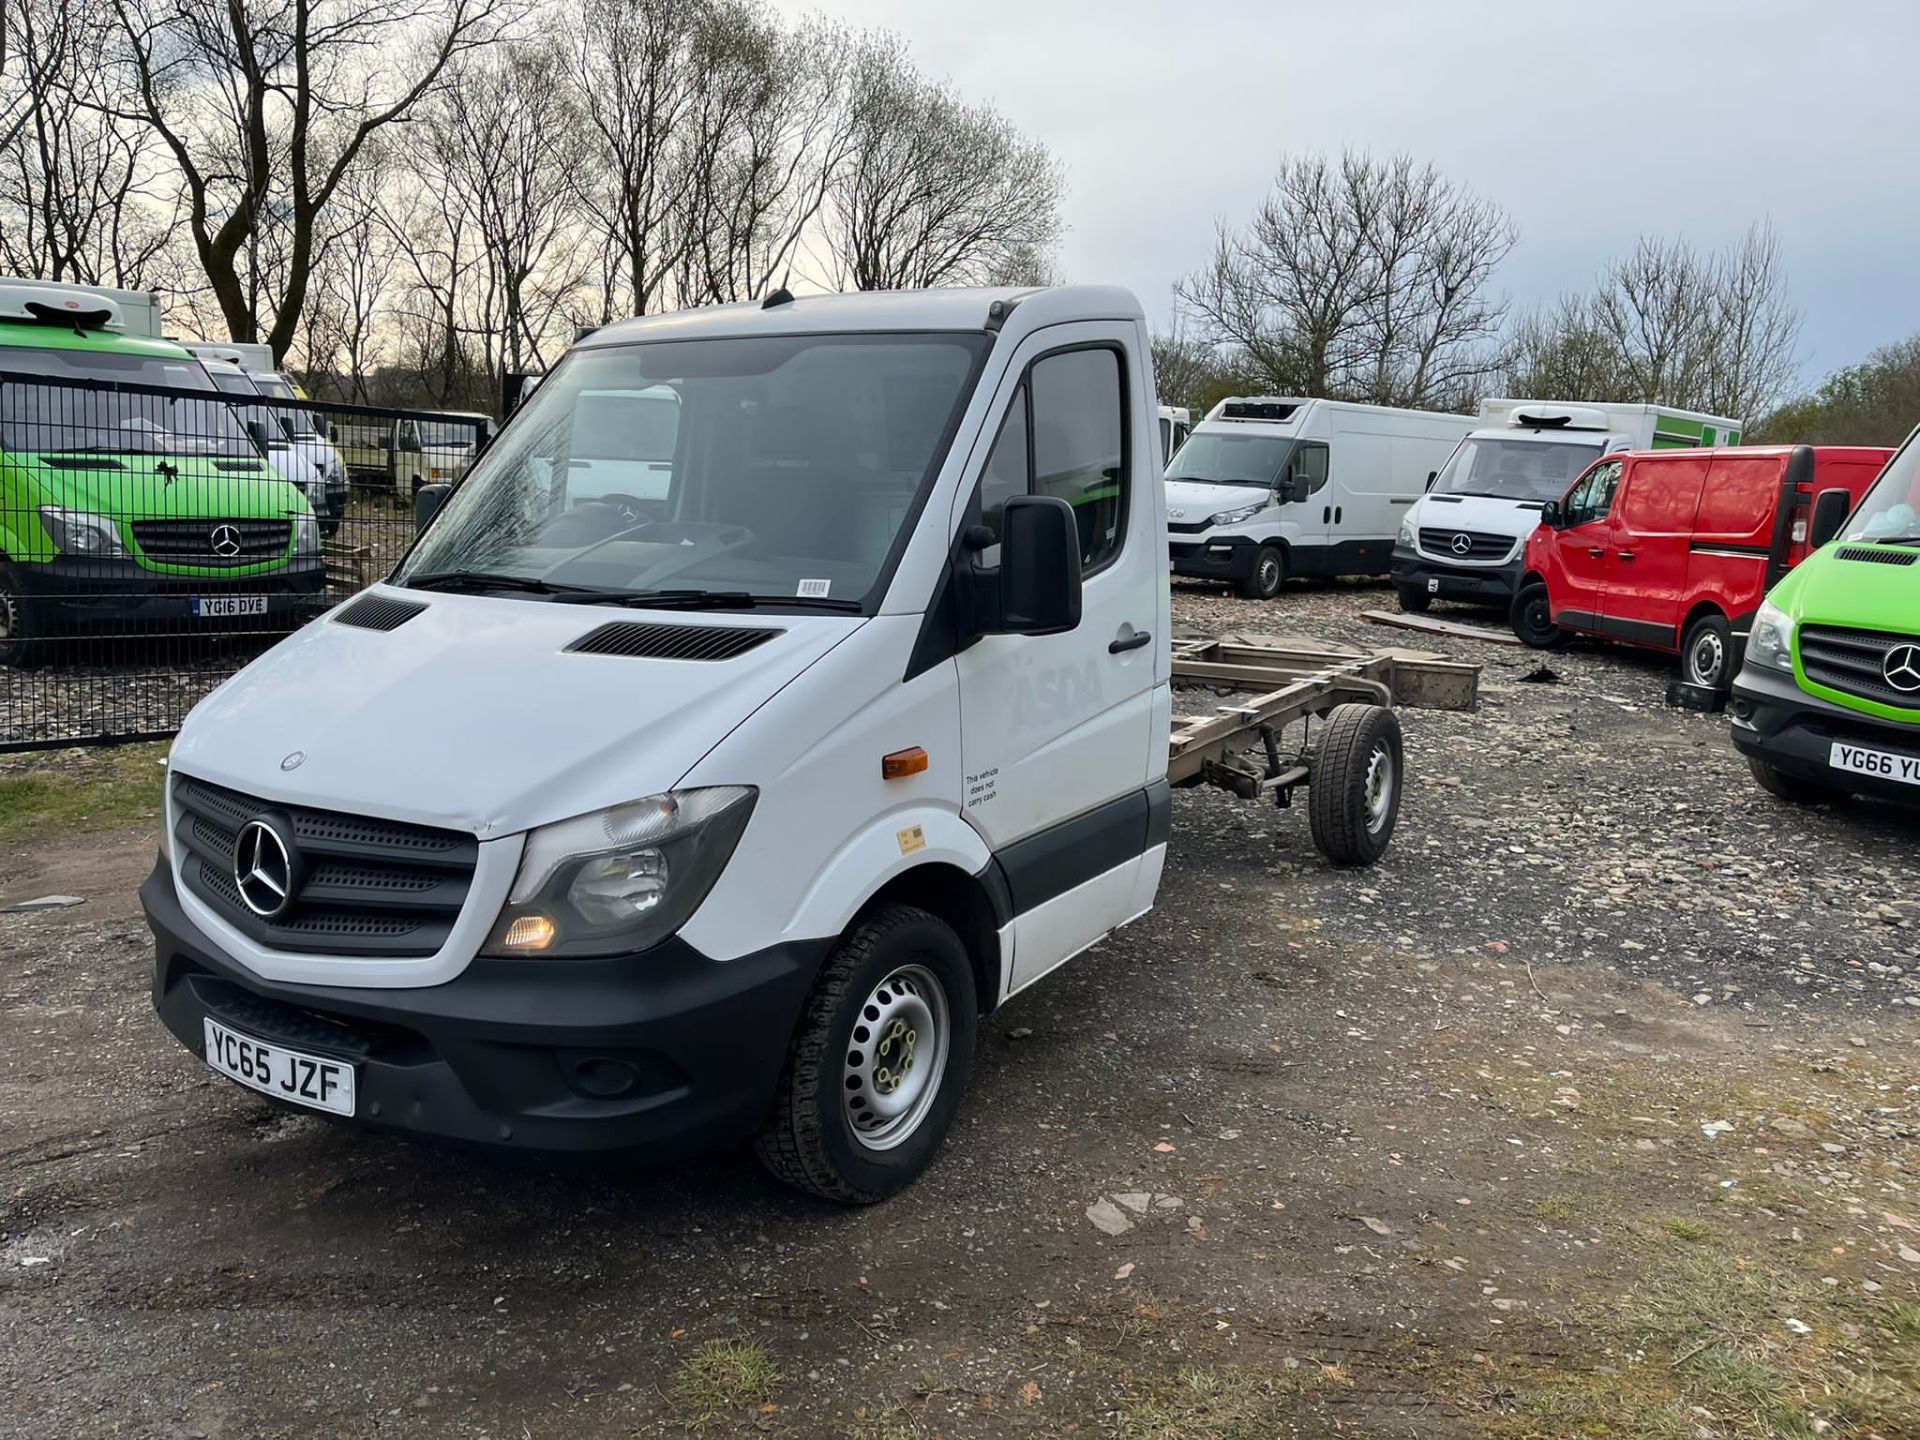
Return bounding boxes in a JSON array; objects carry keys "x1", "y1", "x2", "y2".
[
  {"x1": 1887, "y1": 1302, "x2": 1920, "y2": 1342},
  {"x1": 0, "y1": 743, "x2": 166, "y2": 846},
  {"x1": 1659, "y1": 1215, "x2": 1717, "y2": 1243},
  {"x1": 667, "y1": 1339, "x2": 780, "y2": 1431},
  {"x1": 1115, "y1": 1364, "x2": 1312, "y2": 1440},
  {"x1": 1532, "y1": 1194, "x2": 1577, "y2": 1223}
]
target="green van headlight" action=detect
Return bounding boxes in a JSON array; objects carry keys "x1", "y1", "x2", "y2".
[{"x1": 39, "y1": 507, "x2": 128, "y2": 559}]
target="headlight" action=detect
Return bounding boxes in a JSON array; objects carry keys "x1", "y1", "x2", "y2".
[
  {"x1": 483, "y1": 786, "x2": 756, "y2": 957},
  {"x1": 294, "y1": 512, "x2": 321, "y2": 555},
  {"x1": 39, "y1": 507, "x2": 128, "y2": 558},
  {"x1": 1746, "y1": 599, "x2": 1796, "y2": 673},
  {"x1": 1397, "y1": 516, "x2": 1415, "y2": 547},
  {"x1": 1209, "y1": 501, "x2": 1267, "y2": 527}
]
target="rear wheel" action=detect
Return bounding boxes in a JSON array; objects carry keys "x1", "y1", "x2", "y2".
[
  {"x1": 754, "y1": 904, "x2": 977, "y2": 1204},
  {"x1": 1308, "y1": 703, "x2": 1404, "y2": 865},
  {"x1": 0, "y1": 563, "x2": 51, "y2": 670},
  {"x1": 1511, "y1": 582, "x2": 1570, "y2": 650},
  {"x1": 1681, "y1": 612, "x2": 1734, "y2": 689},
  {"x1": 1747, "y1": 755, "x2": 1845, "y2": 806},
  {"x1": 1396, "y1": 585, "x2": 1432, "y2": 613},
  {"x1": 1237, "y1": 545, "x2": 1286, "y2": 600}
]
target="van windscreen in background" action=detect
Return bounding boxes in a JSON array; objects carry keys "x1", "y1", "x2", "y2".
[
  {"x1": 1163, "y1": 431, "x2": 1293, "y2": 486},
  {"x1": 1842, "y1": 439, "x2": 1920, "y2": 544},
  {"x1": 1432, "y1": 437, "x2": 1600, "y2": 502},
  {"x1": 0, "y1": 346, "x2": 257, "y2": 457},
  {"x1": 394, "y1": 331, "x2": 989, "y2": 613},
  {"x1": 253, "y1": 373, "x2": 321, "y2": 437}
]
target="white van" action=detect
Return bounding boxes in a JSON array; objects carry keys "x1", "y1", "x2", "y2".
[
  {"x1": 1157, "y1": 404, "x2": 1191, "y2": 463},
  {"x1": 0, "y1": 275, "x2": 164, "y2": 337},
  {"x1": 1163, "y1": 396, "x2": 1476, "y2": 598},
  {"x1": 1390, "y1": 398, "x2": 1743, "y2": 613}
]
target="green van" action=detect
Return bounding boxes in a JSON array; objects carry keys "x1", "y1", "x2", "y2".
[
  {"x1": 0, "y1": 284, "x2": 324, "y2": 666},
  {"x1": 1731, "y1": 429, "x2": 1920, "y2": 806}
]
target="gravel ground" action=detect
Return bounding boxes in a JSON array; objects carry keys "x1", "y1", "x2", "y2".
[{"x1": 2, "y1": 577, "x2": 1917, "y2": 1439}]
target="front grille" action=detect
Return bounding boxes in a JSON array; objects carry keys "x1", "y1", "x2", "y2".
[
  {"x1": 1798, "y1": 625, "x2": 1920, "y2": 710},
  {"x1": 1167, "y1": 520, "x2": 1212, "y2": 535},
  {"x1": 1418, "y1": 527, "x2": 1514, "y2": 562},
  {"x1": 1836, "y1": 546, "x2": 1917, "y2": 567},
  {"x1": 172, "y1": 774, "x2": 478, "y2": 957},
  {"x1": 132, "y1": 518, "x2": 291, "y2": 568}
]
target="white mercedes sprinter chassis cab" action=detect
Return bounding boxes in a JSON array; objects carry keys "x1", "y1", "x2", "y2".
[{"x1": 143, "y1": 287, "x2": 1454, "y2": 1202}]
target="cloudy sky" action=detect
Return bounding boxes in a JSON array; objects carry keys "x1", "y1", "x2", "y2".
[{"x1": 777, "y1": 0, "x2": 1917, "y2": 386}]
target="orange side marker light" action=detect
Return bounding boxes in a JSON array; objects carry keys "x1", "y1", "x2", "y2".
[{"x1": 882, "y1": 746, "x2": 929, "y2": 780}]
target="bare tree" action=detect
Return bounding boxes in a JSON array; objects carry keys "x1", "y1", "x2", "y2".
[
  {"x1": 303, "y1": 153, "x2": 401, "y2": 398},
  {"x1": 1177, "y1": 152, "x2": 1513, "y2": 409},
  {"x1": 0, "y1": 0, "x2": 173, "y2": 285},
  {"x1": 104, "y1": 0, "x2": 518, "y2": 361},
  {"x1": 826, "y1": 36, "x2": 1062, "y2": 292}
]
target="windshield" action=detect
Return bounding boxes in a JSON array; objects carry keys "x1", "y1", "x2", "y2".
[
  {"x1": 253, "y1": 373, "x2": 320, "y2": 437},
  {"x1": 0, "y1": 344, "x2": 256, "y2": 457},
  {"x1": 1841, "y1": 439, "x2": 1920, "y2": 543},
  {"x1": 419, "y1": 420, "x2": 481, "y2": 447},
  {"x1": 1432, "y1": 436, "x2": 1601, "y2": 502},
  {"x1": 1164, "y1": 430, "x2": 1292, "y2": 487},
  {"x1": 395, "y1": 331, "x2": 987, "y2": 610}
]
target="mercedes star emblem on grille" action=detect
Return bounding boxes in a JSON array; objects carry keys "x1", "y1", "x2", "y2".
[
  {"x1": 1450, "y1": 533, "x2": 1473, "y2": 555},
  {"x1": 209, "y1": 523, "x2": 242, "y2": 558},
  {"x1": 234, "y1": 818, "x2": 298, "y2": 918},
  {"x1": 1884, "y1": 642, "x2": 1920, "y2": 693}
]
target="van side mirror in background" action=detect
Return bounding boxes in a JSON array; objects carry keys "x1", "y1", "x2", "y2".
[
  {"x1": 415, "y1": 482, "x2": 451, "y2": 534},
  {"x1": 996, "y1": 495, "x2": 1082, "y2": 635},
  {"x1": 1424, "y1": 470, "x2": 1438, "y2": 492},
  {"x1": 244, "y1": 419, "x2": 269, "y2": 451},
  {"x1": 1810, "y1": 487, "x2": 1853, "y2": 548},
  {"x1": 1279, "y1": 472, "x2": 1311, "y2": 504},
  {"x1": 1539, "y1": 499, "x2": 1562, "y2": 528}
]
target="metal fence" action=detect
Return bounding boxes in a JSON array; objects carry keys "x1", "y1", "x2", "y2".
[{"x1": 0, "y1": 368, "x2": 489, "y2": 751}]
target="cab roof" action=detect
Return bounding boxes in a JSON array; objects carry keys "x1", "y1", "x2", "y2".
[
  {"x1": 0, "y1": 316, "x2": 199, "y2": 362},
  {"x1": 575, "y1": 285, "x2": 1144, "y2": 348}
]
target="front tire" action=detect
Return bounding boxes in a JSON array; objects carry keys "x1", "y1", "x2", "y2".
[
  {"x1": 1237, "y1": 545, "x2": 1286, "y2": 600},
  {"x1": 1682, "y1": 612, "x2": 1734, "y2": 689},
  {"x1": 1396, "y1": 585, "x2": 1432, "y2": 613},
  {"x1": 1308, "y1": 703, "x2": 1404, "y2": 865},
  {"x1": 754, "y1": 904, "x2": 977, "y2": 1204},
  {"x1": 1511, "y1": 582, "x2": 1570, "y2": 650},
  {"x1": 0, "y1": 563, "x2": 51, "y2": 670},
  {"x1": 1747, "y1": 755, "x2": 1845, "y2": 806}
]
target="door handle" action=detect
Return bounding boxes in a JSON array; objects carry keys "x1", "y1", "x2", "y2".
[
  {"x1": 1587, "y1": 546, "x2": 1605, "y2": 558},
  {"x1": 1322, "y1": 506, "x2": 1331, "y2": 524},
  {"x1": 1109, "y1": 628, "x2": 1152, "y2": 654},
  {"x1": 1618, "y1": 550, "x2": 1636, "y2": 561}
]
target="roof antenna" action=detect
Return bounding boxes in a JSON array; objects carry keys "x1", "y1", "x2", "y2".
[{"x1": 762, "y1": 275, "x2": 794, "y2": 309}]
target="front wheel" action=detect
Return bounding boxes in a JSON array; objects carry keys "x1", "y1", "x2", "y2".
[
  {"x1": 1747, "y1": 755, "x2": 1846, "y2": 806},
  {"x1": 0, "y1": 563, "x2": 51, "y2": 670},
  {"x1": 754, "y1": 904, "x2": 977, "y2": 1203},
  {"x1": 1511, "y1": 582, "x2": 1570, "y2": 650},
  {"x1": 1237, "y1": 545, "x2": 1286, "y2": 600},
  {"x1": 1308, "y1": 703, "x2": 1404, "y2": 865},
  {"x1": 1396, "y1": 585, "x2": 1432, "y2": 613},
  {"x1": 1682, "y1": 613, "x2": 1735, "y2": 689}
]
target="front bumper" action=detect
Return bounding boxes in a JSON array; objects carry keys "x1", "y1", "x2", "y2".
[
  {"x1": 15, "y1": 556, "x2": 326, "y2": 631},
  {"x1": 1169, "y1": 535, "x2": 1259, "y2": 580},
  {"x1": 1730, "y1": 663, "x2": 1920, "y2": 806},
  {"x1": 142, "y1": 859, "x2": 827, "y2": 1157},
  {"x1": 1389, "y1": 544, "x2": 1522, "y2": 604}
]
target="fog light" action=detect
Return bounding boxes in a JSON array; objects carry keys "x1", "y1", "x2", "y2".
[
  {"x1": 571, "y1": 1056, "x2": 641, "y2": 1099},
  {"x1": 499, "y1": 913, "x2": 556, "y2": 951}
]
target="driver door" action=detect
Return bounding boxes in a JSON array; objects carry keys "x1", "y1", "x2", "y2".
[{"x1": 1549, "y1": 458, "x2": 1623, "y2": 629}]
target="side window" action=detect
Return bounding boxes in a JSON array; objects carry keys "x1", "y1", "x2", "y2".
[
  {"x1": 973, "y1": 348, "x2": 1128, "y2": 573},
  {"x1": 1288, "y1": 442, "x2": 1329, "y2": 496},
  {"x1": 1031, "y1": 348, "x2": 1126, "y2": 572},
  {"x1": 1563, "y1": 459, "x2": 1622, "y2": 527}
]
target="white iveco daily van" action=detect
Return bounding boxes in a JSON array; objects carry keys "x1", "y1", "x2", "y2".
[
  {"x1": 1162, "y1": 397, "x2": 1475, "y2": 598},
  {"x1": 144, "y1": 286, "x2": 1178, "y2": 1202},
  {"x1": 1390, "y1": 398, "x2": 1742, "y2": 614}
]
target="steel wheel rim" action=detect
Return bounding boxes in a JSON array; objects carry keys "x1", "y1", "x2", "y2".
[
  {"x1": 842, "y1": 963, "x2": 949, "y2": 1151},
  {"x1": 0, "y1": 587, "x2": 17, "y2": 644},
  {"x1": 1690, "y1": 631, "x2": 1725, "y2": 685},
  {"x1": 1260, "y1": 556, "x2": 1281, "y2": 591},
  {"x1": 1364, "y1": 742, "x2": 1395, "y2": 834}
]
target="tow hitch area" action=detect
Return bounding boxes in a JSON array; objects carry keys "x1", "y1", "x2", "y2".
[{"x1": 1169, "y1": 631, "x2": 1480, "y2": 865}]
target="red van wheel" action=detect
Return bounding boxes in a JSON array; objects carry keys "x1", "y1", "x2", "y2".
[
  {"x1": 1510, "y1": 583, "x2": 1569, "y2": 650},
  {"x1": 1682, "y1": 614, "x2": 1734, "y2": 689}
]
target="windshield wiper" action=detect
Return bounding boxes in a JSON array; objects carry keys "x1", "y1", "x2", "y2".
[
  {"x1": 553, "y1": 588, "x2": 863, "y2": 612},
  {"x1": 402, "y1": 570, "x2": 581, "y2": 596}
]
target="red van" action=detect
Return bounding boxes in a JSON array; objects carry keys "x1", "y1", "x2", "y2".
[{"x1": 1512, "y1": 444, "x2": 1895, "y2": 686}]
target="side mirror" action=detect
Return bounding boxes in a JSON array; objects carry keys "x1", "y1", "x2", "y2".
[
  {"x1": 1279, "y1": 473, "x2": 1311, "y2": 504},
  {"x1": 1539, "y1": 499, "x2": 1562, "y2": 528},
  {"x1": 244, "y1": 419, "x2": 269, "y2": 451},
  {"x1": 415, "y1": 482, "x2": 451, "y2": 533},
  {"x1": 1424, "y1": 470, "x2": 1438, "y2": 493},
  {"x1": 1809, "y1": 487, "x2": 1852, "y2": 548},
  {"x1": 997, "y1": 495, "x2": 1082, "y2": 635}
]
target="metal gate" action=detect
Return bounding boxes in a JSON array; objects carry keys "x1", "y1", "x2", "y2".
[{"x1": 0, "y1": 368, "x2": 489, "y2": 751}]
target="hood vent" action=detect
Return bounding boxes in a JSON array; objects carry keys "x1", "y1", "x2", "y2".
[
  {"x1": 1836, "y1": 546, "x2": 1917, "y2": 567},
  {"x1": 333, "y1": 593, "x2": 429, "y2": 631},
  {"x1": 566, "y1": 620, "x2": 783, "y2": 661}
]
